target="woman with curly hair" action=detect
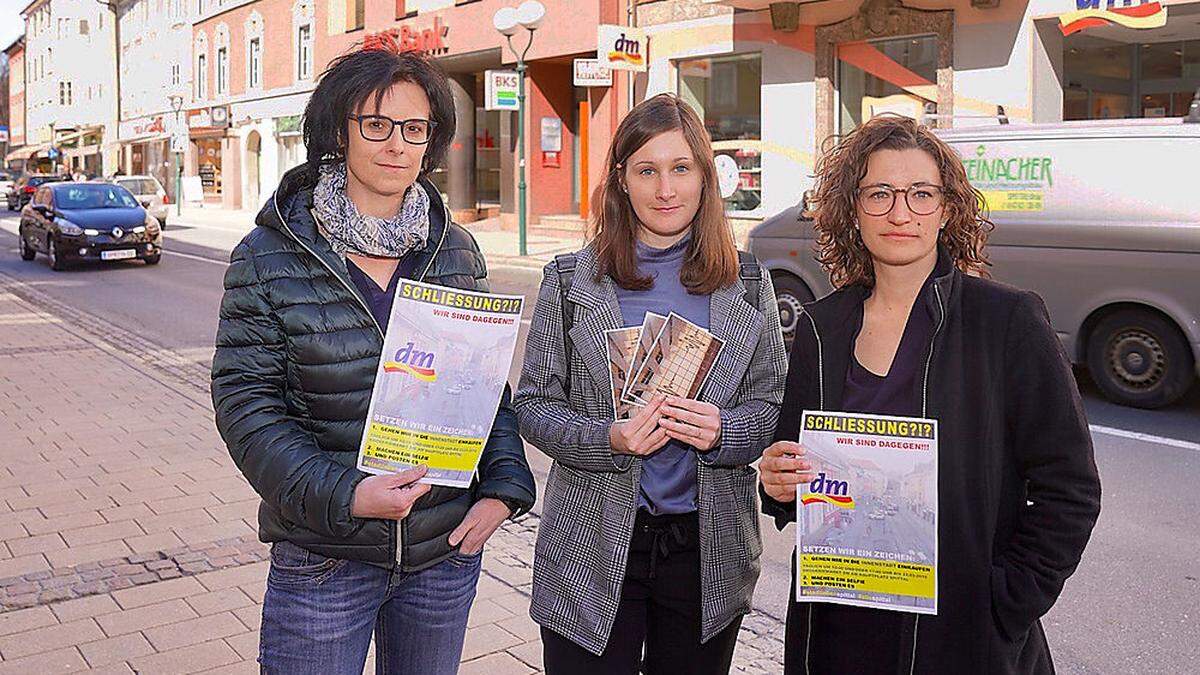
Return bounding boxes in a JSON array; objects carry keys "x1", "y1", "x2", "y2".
[{"x1": 758, "y1": 115, "x2": 1101, "y2": 674}]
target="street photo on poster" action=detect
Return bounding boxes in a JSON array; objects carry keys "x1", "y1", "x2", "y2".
[
  {"x1": 625, "y1": 313, "x2": 724, "y2": 405},
  {"x1": 795, "y1": 410, "x2": 939, "y2": 614},
  {"x1": 605, "y1": 327, "x2": 642, "y2": 421},
  {"x1": 356, "y1": 279, "x2": 524, "y2": 488},
  {"x1": 622, "y1": 312, "x2": 666, "y2": 403}
]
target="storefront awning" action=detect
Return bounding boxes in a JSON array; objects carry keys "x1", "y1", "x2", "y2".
[{"x1": 5, "y1": 143, "x2": 48, "y2": 162}]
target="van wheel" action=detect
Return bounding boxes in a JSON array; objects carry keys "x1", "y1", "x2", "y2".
[
  {"x1": 1086, "y1": 309, "x2": 1194, "y2": 409},
  {"x1": 771, "y1": 272, "x2": 814, "y2": 349}
]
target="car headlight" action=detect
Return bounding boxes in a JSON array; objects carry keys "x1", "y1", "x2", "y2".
[{"x1": 57, "y1": 218, "x2": 83, "y2": 236}]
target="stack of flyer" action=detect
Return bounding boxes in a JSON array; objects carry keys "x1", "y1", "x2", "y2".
[{"x1": 604, "y1": 312, "x2": 725, "y2": 420}]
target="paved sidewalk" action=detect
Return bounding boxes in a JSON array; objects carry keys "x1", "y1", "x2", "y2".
[{"x1": 0, "y1": 262, "x2": 783, "y2": 673}]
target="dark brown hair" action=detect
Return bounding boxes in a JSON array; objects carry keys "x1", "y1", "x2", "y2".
[
  {"x1": 809, "y1": 115, "x2": 993, "y2": 288},
  {"x1": 591, "y1": 94, "x2": 738, "y2": 295}
]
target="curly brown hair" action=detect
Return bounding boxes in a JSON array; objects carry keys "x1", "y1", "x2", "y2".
[{"x1": 809, "y1": 115, "x2": 994, "y2": 289}]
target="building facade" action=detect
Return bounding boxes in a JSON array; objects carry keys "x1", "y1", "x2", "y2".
[
  {"x1": 641, "y1": 0, "x2": 1200, "y2": 221},
  {"x1": 116, "y1": 0, "x2": 192, "y2": 201},
  {"x1": 189, "y1": 0, "x2": 319, "y2": 209},
  {"x1": 319, "y1": 0, "x2": 632, "y2": 227},
  {"x1": 21, "y1": 0, "x2": 118, "y2": 176},
  {"x1": 2, "y1": 39, "x2": 22, "y2": 170}
]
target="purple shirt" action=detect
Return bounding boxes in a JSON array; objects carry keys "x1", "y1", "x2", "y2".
[{"x1": 615, "y1": 235, "x2": 710, "y2": 515}]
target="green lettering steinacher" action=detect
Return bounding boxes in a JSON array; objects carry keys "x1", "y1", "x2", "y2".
[{"x1": 960, "y1": 154, "x2": 1054, "y2": 186}]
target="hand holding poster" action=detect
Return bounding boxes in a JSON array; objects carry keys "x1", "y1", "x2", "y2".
[
  {"x1": 357, "y1": 279, "x2": 524, "y2": 488},
  {"x1": 795, "y1": 410, "x2": 939, "y2": 614}
]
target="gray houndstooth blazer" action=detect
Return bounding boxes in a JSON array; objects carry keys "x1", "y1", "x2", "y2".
[{"x1": 513, "y1": 244, "x2": 787, "y2": 656}]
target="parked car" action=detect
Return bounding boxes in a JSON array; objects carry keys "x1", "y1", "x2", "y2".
[
  {"x1": 0, "y1": 171, "x2": 14, "y2": 205},
  {"x1": 112, "y1": 175, "x2": 170, "y2": 228},
  {"x1": 748, "y1": 117, "x2": 1200, "y2": 409},
  {"x1": 18, "y1": 182, "x2": 163, "y2": 270},
  {"x1": 7, "y1": 174, "x2": 69, "y2": 211}
]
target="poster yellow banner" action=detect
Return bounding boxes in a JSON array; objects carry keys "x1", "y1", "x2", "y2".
[
  {"x1": 361, "y1": 422, "x2": 484, "y2": 474},
  {"x1": 800, "y1": 554, "x2": 935, "y2": 599}
]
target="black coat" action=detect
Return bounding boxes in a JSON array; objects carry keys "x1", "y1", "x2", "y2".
[
  {"x1": 212, "y1": 165, "x2": 536, "y2": 571},
  {"x1": 764, "y1": 251, "x2": 1102, "y2": 674}
]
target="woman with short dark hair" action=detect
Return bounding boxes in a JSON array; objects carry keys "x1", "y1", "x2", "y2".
[
  {"x1": 211, "y1": 46, "x2": 535, "y2": 674},
  {"x1": 759, "y1": 115, "x2": 1101, "y2": 674}
]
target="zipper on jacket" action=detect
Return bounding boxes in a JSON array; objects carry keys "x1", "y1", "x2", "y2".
[
  {"x1": 804, "y1": 604, "x2": 814, "y2": 675},
  {"x1": 909, "y1": 615, "x2": 921, "y2": 675},
  {"x1": 802, "y1": 309, "x2": 825, "y2": 410},
  {"x1": 921, "y1": 284, "x2": 946, "y2": 419}
]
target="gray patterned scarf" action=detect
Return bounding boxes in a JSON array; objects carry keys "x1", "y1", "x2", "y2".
[{"x1": 312, "y1": 162, "x2": 431, "y2": 259}]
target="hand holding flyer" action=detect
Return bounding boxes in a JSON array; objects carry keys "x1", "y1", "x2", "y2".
[
  {"x1": 356, "y1": 279, "x2": 524, "y2": 488},
  {"x1": 795, "y1": 410, "x2": 939, "y2": 614}
]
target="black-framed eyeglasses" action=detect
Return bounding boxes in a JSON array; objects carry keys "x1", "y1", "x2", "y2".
[
  {"x1": 855, "y1": 183, "x2": 945, "y2": 217},
  {"x1": 349, "y1": 115, "x2": 436, "y2": 144}
]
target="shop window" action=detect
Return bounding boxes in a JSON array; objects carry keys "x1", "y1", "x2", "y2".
[
  {"x1": 678, "y1": 53, "x2": 762, "y2": 214},
  {"x1": 1064, "y1": 34, "x2": 1200, "y2": 120},
  {"x1": 837, "y1": 35, "x2": 937, "y2": 131}
]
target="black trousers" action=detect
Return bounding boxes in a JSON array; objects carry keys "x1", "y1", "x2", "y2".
[{"x1": 542, "y1": 510, "x2": 743, "y2": 675}]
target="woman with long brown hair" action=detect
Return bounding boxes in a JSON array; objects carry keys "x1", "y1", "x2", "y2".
[
  {"x1": 759, "y1": 115, "x2": 1100, "y2": 674},
  {"x1": 514, "y1": 94, "x2": 788, "y2": 674}
]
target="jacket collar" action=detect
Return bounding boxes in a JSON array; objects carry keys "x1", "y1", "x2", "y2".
[
  {"x1": 564, "y1": 244, "x2": 766, "y2": 408},
  {"x1": 259, "y1": 163, "x2": 449, "y2": 284},
  {"x1": 805, "y1": 245, "x2": 959, "y2": 410}
]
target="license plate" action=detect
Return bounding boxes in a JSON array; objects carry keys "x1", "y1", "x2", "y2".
[{"x1": 101, "y1": 249, "x2": 137, "y2": 261}]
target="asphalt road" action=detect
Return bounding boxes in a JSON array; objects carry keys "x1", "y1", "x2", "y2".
[{"x1": 1, "y1": 213, "x2": 1196, "y2": 673}]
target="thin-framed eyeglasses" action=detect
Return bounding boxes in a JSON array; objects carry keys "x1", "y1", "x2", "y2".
[
  {"x1": 349, "y1": 115, "x2": 436, "y2": 144},
  {"x1": 855, "y1": 183, "x2": 945, "y2": 217}
]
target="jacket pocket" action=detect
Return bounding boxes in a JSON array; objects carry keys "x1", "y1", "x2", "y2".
[{"x1": 268, "y1": 540, "x2": 348, "y2": 587}]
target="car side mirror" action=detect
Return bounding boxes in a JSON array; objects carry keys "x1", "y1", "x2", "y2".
[{"x1": 32, "y1": 204, "x2": 50, "y2": 216}]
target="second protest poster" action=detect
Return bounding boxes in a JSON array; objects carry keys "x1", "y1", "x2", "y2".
[{"x1": 795, "y1": 410, "x2": 939, "y2": 615}]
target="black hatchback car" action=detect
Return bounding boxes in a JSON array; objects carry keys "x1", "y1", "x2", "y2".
[
  {"x1": 18, "y1": 182, "x2": 164, "y2": 270},
  {"x1": 6, "y1": 173, "x2": 69, "y2": 210}
]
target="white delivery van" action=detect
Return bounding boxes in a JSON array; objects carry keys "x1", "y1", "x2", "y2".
[{"x1": 749, "y1": 112, "x2": 1200, "y2": 409}]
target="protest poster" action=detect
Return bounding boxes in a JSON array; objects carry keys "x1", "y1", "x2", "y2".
[
  {"x1": 625, "y1": 313, "x2": 723, "y2": 404},
  {"x1": 356, "y1": 279, "x2": 524, "y2": 488},
  {"x1": 795, "y1": 410, "x2": 939, "y2": 614}
]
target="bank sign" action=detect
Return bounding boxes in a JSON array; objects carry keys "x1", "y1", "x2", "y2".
[{"x1": 1058, "y1": 0, "x2": 1167, "y2": 36}]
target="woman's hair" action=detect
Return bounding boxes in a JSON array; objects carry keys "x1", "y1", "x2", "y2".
[
  {"x1": 592, "y1": 94, "x2": 738, "y2": 295},
  {"x1": 302, "y1": 47, "x2": 456, "y2": 178},
  {"x1": 808, "y1": 115, "x2": 993, "y2": 289}
]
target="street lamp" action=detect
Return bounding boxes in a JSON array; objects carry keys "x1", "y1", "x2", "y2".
[
  {"x1": 493, "y1": 1, "x2": 545, "y2": 257},
  {"x1": 169, "y1": 94, "x2": 184, "y2": 218}
]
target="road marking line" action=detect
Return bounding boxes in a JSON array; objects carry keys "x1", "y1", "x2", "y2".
[
  {"x1": 1089, "y1": 424, "x2": 1200, "y2": 452},
  {"x1": 163, "y1": 249, "x2": 229, "y2": 265}
]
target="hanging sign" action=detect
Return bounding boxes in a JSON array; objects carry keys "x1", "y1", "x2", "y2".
[
  {"x1": 1058, "y1": 0, "x2": 1167, "y2": 36},
  {"x1": 597, "y1": 24, "x2": 647, "y2": 72},
  {"x1": 573, "y1": 59, "x2": 613, "y2": 87},
  {"x1": 485, "y1": 70, "x2": 520, "y2": 111}
]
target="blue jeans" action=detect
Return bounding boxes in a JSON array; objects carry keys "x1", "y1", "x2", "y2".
[{"x1": 259, "y1": 540, "x2": 482, "y2": 675}]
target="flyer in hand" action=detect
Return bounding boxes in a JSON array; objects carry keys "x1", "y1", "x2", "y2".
[
  {"x1": 356, "y1": 278, "x2": 524, "y2": 488},
  {"x1": 622, "y1": 312, "x2": 666, "y2": 404},
  {"x1": 795, "y1": 410, "x2": 939, "y2": 614},
  {"x1": 604, "y1": 327, "x2": 642, "y2": 421},
  {"x1": 625, "y1": 313, "x2": 724, "y2": 404}
]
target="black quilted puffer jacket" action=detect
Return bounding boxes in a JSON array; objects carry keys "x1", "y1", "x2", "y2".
[{"x1": 211, "y1": 165, "x2": 535, "y2": 571}]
